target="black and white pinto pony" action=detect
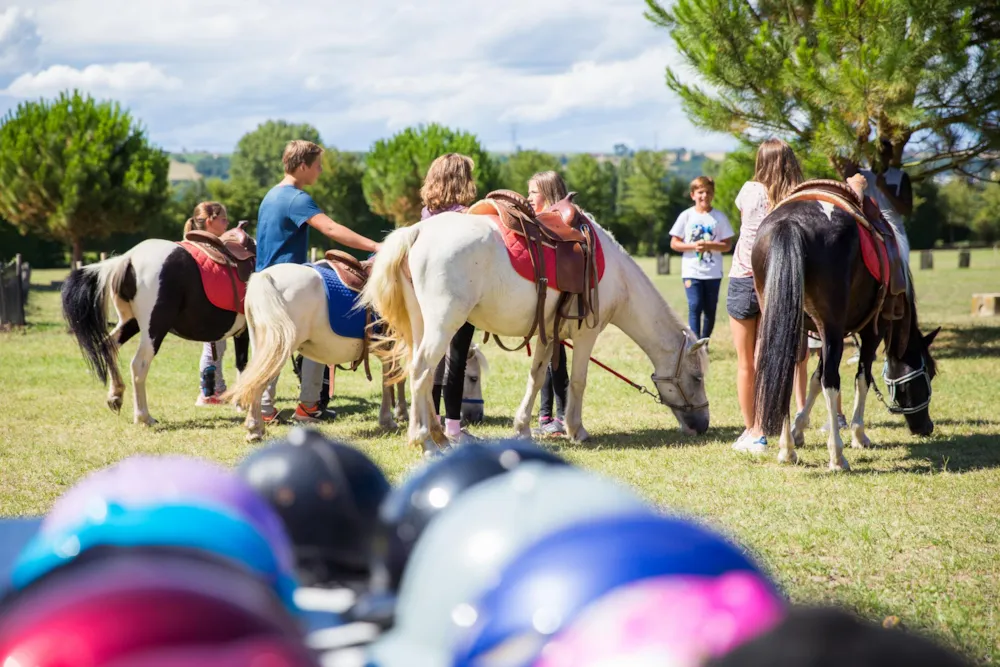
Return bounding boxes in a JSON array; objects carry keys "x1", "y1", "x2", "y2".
[
  {"x1": 752, "y1": 186, "x2": 940, "y2": 471},
  {"x1": 61, "y1": 238, "x2": 251, "y2": 425}
]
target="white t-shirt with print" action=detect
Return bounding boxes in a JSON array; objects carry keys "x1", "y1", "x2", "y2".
[
  {"x1": 669, "y1": 207, "x2": 734, "y2": 280},
  {"x1": 730, "y1": 181, "x2": 771, "y2": 279}
]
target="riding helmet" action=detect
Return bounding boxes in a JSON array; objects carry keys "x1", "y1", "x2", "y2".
[
  {"x1": 369, "y1": 440, "x2": 568, "y2": 595},
  {"x1": 237, "y1": 427, "x2": 391, "y2": 587}
]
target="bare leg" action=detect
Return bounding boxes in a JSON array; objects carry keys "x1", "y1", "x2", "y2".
[
  {"x1": 729, "y1": 315, "x2": 759, "y2": 435},
  {"x1": 513, "y1": 340, "x2": 556, "y2": 439}
]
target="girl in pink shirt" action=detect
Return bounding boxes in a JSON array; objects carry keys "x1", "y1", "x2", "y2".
[{"x1": 727, "y1": 139, "x2": 803, "y2": 454}]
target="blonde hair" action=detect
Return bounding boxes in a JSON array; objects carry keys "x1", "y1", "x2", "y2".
[
  {"x1": 183, "y1": 201, "x2": 227, "y2": 236},
  {"x1": 282, "y1": 140, "x2": 324, "y2": 175},
  {"x1": 753, "y1": 138, "x2": 803, "y2": 206},
  {"x1": 420, "y1": 153, "x2": 477, "y2": 212},
  {"x1": 689, "y1": 175, "x2": 715, "y2": 194},
  {"x1": 528, "y1": 170, "x2": 568, "y2": 208}
]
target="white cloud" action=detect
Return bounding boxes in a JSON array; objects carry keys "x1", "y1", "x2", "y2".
[
  {"x1": 4, "y1": 62, "x2": 181, "y2": 97},
  {"x1": 0, "y1": 6, "x2": 40, "y2": 74},
  {"x1": 0, "y1": 0, "x2": 734, "y2": 154}
]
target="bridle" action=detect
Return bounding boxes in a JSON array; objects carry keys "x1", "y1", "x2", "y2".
[
  {"x1": 649, "y1": 336, "x2": 709, "y2": 412},
  {"x1": 873, "y1": 358, "x2": 932, "y2": 415}
]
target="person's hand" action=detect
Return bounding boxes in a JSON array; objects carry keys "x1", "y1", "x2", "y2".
[
  {"x1": 847, "y1": 173, "x2": 867, "y2": 197},
  {"x1": 694, "y1": 240, "x2": 707, "y2": 252}
]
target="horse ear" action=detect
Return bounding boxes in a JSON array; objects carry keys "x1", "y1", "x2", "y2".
[
  {"x1": 689, "y1": 337, "x2": 710, "y2": 352},
  {"x1": 923, "y1": 327, "x2": 941, "y2": 347}
]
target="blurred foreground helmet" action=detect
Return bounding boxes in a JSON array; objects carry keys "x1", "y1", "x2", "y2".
[
  {"x1": 452, "y1": 513, "x2": 784, "y2": 667},
  {"x1": 238, "y1": 428, "x2": 391, "y2": 586},
  {"x1": 0, "y1": 548, "x2": 315, "y2": 667},
  {"x1": 366, "y1": 462, "x2": 651, "y2": 667},
  {"x1": 370, "y1": 440, "x2": 567, "y2": 594}
]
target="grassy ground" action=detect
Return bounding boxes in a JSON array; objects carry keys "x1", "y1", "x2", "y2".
[{"x1": 2, "y1": 249, "x2": 999, "y2": 662}]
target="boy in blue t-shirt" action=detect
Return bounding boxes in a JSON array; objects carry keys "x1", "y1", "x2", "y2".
[
  {"x1": 669, "y1": 176, "x2": 734, "y2": 340},
  {"x1": 257, "y1": 140, "x2": 382, "y2": 423}
]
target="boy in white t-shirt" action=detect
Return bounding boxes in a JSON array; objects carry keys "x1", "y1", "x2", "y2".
[{"x1": 669, "y1": 176, "x2": 735, "y2": 340}]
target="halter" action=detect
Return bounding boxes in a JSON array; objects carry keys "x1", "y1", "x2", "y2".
[
  {"x1": 873, "y1": 358, "x2": 932, "y2": 415},
  {"x1": 649, "y1": 336, "x2": 709, "y2": 412}
]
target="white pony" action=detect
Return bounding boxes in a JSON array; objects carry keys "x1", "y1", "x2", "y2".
[
  {"x1": 359, "y1": 208, "x2": 711, "y2": 454},
  {"x1": 223, "y1": 263, "x2": 407, "y2": 441}
]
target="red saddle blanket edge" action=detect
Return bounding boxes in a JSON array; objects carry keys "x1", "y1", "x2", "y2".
[
  {"x1": 483, "y1": 216, "x2": 606, "y2": 290},
  {"x1": 178, "y1": 241, "x2": 247, "y2": 314},
  {"x1": 857, "y1": 220, "x2": 890, "y2": 290}
]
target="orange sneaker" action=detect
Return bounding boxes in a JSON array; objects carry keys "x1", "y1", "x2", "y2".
[{"x1": 293, "y1": 403, "x2": 331, "y2": 423}]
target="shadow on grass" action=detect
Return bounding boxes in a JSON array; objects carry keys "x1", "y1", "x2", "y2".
[
  {"x1": 554, "y1": 424, "x2": 746, "y2": 451},
  {"x1": 933, "y1": 322, "x2": 1000, "y2": 359},
  {"x1": 152, "y1": 415, "x2": 248, "y2": 432}
]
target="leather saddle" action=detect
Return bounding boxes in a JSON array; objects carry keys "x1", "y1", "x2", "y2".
[
  {"x1": 777, "y1": 180, "x2": 909, "y2": 330},
  {"x1": 316, "y1": 249, "x2": 376, "y2": 381},
  {"x1": 184, "y1": 221, "x2": 257, "y2": 282},
  {"x1": 467, "y1": 189, "x2": 599, "y2": 369}
]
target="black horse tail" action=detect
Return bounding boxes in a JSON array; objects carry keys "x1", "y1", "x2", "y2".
[
  {"x1": 754, "y1": 222, "x2": 805, "y2": 436},
  {"x1": 61, "y1": 255, "x2": 135, "y2": 385}
]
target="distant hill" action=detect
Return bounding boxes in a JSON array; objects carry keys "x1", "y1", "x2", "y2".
[{"x1": 169, "y1": 152, "x2": 231, "y2": 181}]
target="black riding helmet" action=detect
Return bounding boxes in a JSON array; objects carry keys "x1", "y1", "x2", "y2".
[
  {"x1": 367, "y1": 440, "x2": 567, "y2": 597},
  {"x1": 237, "y1": 427, "x2": 391, "y2": 588}
]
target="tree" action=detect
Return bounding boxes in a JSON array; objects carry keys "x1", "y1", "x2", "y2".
[
  {"x1": 619, "y1": 150, "x2": 687, "y2": 255},
  {"x1": 907, "y1": 178, "x2": 945, "y2": 250},
  {"x1": 645, "y1": 0, "x2": 1000, "y2": 180},
  {"x1": 499, "y1": 150, "x2": 563, "y2": 193},
  {"x1": 231, "y1": 120, "x2": 322, "y2": 189},
  {"x1": 0, "y1": 91, "x2": 170, "y2": 263},
  {"x1": 565, "y1": 154, "x2": 617, "y2": 227},
  {"x1": 362, "y1": 124, "x2": 499, "y2": 226}
]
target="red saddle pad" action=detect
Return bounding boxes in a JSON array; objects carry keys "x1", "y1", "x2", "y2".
[
  {"x1": 488, "y1": 217, "x2": 606, "y2": 290},
  {"x1": 856, "y1": 222, "x2": 889, "y2": 289},
  {"x1": 178, "y1": 241, "x2": 247, "y2": 314}
]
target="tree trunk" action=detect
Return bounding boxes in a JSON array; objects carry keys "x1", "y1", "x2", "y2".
[{"x1": 72, "y1": 237, "x2": 84, "y2": 266}]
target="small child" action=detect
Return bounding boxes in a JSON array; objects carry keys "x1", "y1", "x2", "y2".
[
  {"x1": 184, "y1": 202, "x2": 231, "y2": 406},
  {"x1": 669, "y1": 176, "x2": 734, "y2": 340}
]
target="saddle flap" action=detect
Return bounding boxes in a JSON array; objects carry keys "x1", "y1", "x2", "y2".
[{"x1": 555, "y1": 242, "x2": 586, "y2": 294}]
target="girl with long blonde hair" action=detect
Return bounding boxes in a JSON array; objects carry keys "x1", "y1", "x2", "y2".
[{"x1": 727, "y1": 138, "x2": 803, "y2": 453}]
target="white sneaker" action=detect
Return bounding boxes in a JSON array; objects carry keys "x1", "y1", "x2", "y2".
[
  {"x1": 734, "y1": 434, "x2": 768, "y2": 454},
  {"x1": 731, "y1": 429, "x2": 750, "y2": 450}
]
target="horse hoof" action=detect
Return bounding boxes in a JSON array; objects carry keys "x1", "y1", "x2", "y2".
[
  {"x1": 135, "y1": 416, "x2": 157, "y2": 427},
  {"x1": 792, "y1": 431, "x2": 805, "y2": 448},
  {"x1": 569, "y1": 427, "x2": 590, "y2": 443},
  {"x1": 107, "y1": 397, "x2": 123, "y2": 414},
  {"x1": 829, "y1": 457, "x2": 851, "y2": 472},
  {"x1": 379, "y1": 419, "x2": 400, "y2": 432},
  {"x1": 851, "y1": 433, "x2": 871, "y2": 449},
  {"x1": 778, "y1": 449, "x2": 798, "y2": 465},
  {"x1": 246, "y1": 432, "x2": 263, "y2": 443}
]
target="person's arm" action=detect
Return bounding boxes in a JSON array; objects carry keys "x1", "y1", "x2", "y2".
[
  {"x1": 877, "y1": 171, "x2": 914, "y2": 216},
  {"x1": 705, "y1": 238, "x2": 733, "y2": 252},
  {"x1": 306, "y1": 213, "x2": 381, "y2": 253},
  {"x1": 670, "y1": 236, "x2": 697, "y2": 253}
]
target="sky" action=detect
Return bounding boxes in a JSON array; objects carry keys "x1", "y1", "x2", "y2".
[{"x1": 0, "y1": 0, "x2": 737, "y2": 155}]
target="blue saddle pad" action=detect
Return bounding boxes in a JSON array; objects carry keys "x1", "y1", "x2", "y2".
[{"x1": 312, "y1": 264, "x2": 367, "y2": 340}]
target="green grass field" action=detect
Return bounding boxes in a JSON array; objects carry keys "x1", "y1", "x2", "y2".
[{"x1": 2, "y1": 249, "x2": 999, "y2": 662}]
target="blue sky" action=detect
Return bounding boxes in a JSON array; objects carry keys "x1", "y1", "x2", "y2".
[{"x1": 0, "y1": 0, "x2": 737, "y2": 155}]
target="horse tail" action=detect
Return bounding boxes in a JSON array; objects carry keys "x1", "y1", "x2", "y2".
[
  {"x1": 360, "y1": 224, "x2": 421, "y2": 383},
  {"x1": 754, "y1": 222, "x2": 805, "y2": 436},
  {"x1": 222, "y1": 271, "x2": 297, "y2": 410},
  {"x1": 61, "y1": 254, "x2": 134, "y2": 385}
]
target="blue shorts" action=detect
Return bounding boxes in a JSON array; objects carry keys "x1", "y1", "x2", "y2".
[{"x1": 726, "y1": 277, "x2": 760, "y2": 320}]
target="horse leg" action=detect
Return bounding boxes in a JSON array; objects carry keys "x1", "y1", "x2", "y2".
[
  {"x1": 790, "y1": 360, "x2": 823, "y2": 449},
  {"x1": 106, "y1": 302, "x2": 138, "y2": 414},
  {"x1": 394, "y1": 380, "x2": 408, "y2": 423},
  {"x1": 130, "y1": 331, "x2": 159, "y2": 426},
  {"x1": 232, "y1": 328, "x2": 249, "y2": 415},
  {"x1": 564, "y1": 331, "x2": 599, "y2": 443},
  {"x1": 408, "y1": 329, "x2": 452, "y2": 454},
  {"x1": 777, "y1": 414, "x2": 798, "y2": 464},
  {"x1": 850, "y1": 327, "x2": 879, "y2": 449},
  {"x1": 513, "y1": 340, "x2": 555, "y2": 439},
  {"x1": 378, "y1": 376, "x2": 399, "y2": 431},
  {"x1": 821, "y1": 331, "x2": 849, "y2": 471}
]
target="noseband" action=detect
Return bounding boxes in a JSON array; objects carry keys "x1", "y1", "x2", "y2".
[
  {"x1": 876, "y1": 358, "x2": 932, "y2": 415},
  {"x1": 650, "y1": 339, "x2": 709, "y2": 412}
]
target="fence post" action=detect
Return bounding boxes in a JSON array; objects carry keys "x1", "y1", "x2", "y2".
[
  {"x1": 13, "y1": 254, "x2": 25, "y2": 326},
  {"x1": 958, "y1": 249, "x2": 971, "y2": 269},
  {"x1": 919, "y1": 250, "x2": 933, "y2": 270},
  {"x1": 311, "y1": 247, "x2": 318, "y2": 263},
  {"x1": 100, "y1": 252, "x2": 107, "y2": 262}
]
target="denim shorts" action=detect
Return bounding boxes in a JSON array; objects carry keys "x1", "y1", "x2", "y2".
[{"x1": 726, "y1": 277, "x2": 760, "y2": 320}]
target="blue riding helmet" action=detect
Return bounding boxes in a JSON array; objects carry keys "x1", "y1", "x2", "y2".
[
  {"x1": 451, "y1": 513, "x2": 779, "y2": 667},
  {"x1": 11, "y1": 502, "x2": 300, "y2": 613}
]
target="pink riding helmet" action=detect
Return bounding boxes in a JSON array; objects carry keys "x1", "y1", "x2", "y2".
[{"x1": 533, "y1": 571, "x2": 785, "y2": 667}]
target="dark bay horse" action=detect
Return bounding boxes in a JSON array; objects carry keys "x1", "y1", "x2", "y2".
[{"x1": 751, "y1": 185, "x2": 940, "y2": 471}]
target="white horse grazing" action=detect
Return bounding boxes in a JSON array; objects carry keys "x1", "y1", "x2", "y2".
[
  {"x1": 223, "y1": 263, "x2": 407, "y2": 441},
  {"x1": 359, "y1": 209, "x2": 711, "y2": 453}
]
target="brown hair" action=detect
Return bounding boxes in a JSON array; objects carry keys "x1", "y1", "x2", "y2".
[
  {"x1": 528, "y1": 170, "x2": 568, "y2": 208},
  {"x1": 282, "y1": 140, "x2": 324, "y2": 175},
  {"x1": 690, "y1": 175, "x2": 715, "y2": 194},
  {"x1": 754, "y1": 138, "x2": 803, "y2": 206},
  {"x1": 183, "y1": 201, "x2": 227, "y2": 236},
  {"x1": 420, "y1": 153, "x2": 477, "y2": 212}
]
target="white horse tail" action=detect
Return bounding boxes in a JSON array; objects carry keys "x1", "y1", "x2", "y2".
[
  {"x1": 223, "y1": 271, "x2": 297, "y2": 410},
  {"x1": 360, "y1": 224, "x2": 421, "y2": 382},
  {"x1": 61, "y1": 253, "x2": 134, "y2": 385}
]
